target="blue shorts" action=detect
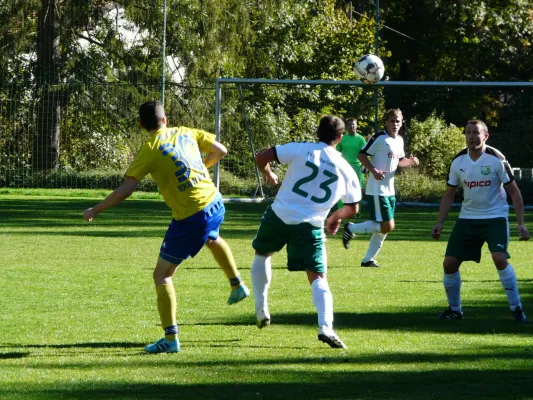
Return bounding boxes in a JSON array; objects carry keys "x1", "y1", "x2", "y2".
[{"x1": 159, "y1": 193, "x2": 225, "y2": 264}]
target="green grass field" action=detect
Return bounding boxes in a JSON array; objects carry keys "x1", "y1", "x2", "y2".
[{"x1": 1, "y1": 193, "x2": 532, "y2": 399}]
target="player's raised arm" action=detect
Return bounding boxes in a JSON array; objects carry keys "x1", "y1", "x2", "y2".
[
  {"x1": 83, "y1": 176, "x2": 139, "y2": 222},
  {"x1": 255, "y1": 147, "x2": 278, "y2": 185}
]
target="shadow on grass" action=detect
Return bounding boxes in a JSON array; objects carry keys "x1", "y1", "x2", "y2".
[
  {"x1": 0, "y1": 351, "x2": 29, "y2": 359},
  {"x1": 0, "y1": 342, "x2": 144, "y2": 350},
  {"x1": 3, "y1": 368, "x2": 533, "y2": 399},
  {"x1": 187, "y1": 305, "x2": 533, "y2": 336},
  {"x1": 3, "y1": 198, "x2": 531, "y2": 242},
  {"x1": 0, "y1": 198, "x2": 262, "y2": 238}
]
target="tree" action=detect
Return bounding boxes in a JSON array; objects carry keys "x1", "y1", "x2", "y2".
[{"x1": 34, "y1": 0, "x2": 60, "y2": 171}]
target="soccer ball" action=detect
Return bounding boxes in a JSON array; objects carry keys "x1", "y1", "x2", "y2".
[{"x1": 354, "y1": 54, "x2": 385, "y2": 84}]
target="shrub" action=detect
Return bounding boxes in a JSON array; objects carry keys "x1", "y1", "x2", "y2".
[
  {"x1": 407, "y1": 112, "x2": 465, "y2": 180},
  {"x1": 395, "y1": 168, "x2": 446, "y2": 203}
]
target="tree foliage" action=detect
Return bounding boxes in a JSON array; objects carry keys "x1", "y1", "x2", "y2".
[{"x1": 1, "y1": 0, "x2": 532, "y2": 185}]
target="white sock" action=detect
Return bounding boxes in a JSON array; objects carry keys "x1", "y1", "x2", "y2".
[
  {"x1": 251, "y1": 255, "x2": 272, "y2": 315},
  {"x1": 311, "y1": 278, "x2": 333, "y2": 331},
  {"x1": 347, "y1": 220, "x2": 381, "y2": 234},
  {"x1": 443, "y1": 271, "x2": 462, "y2": 312},
  {"x1": 362, "y1": 232, "x2": 387, "y2": 262},
  {"x1": 497, "y1": 264, "x2": 522, "y2": 311}
]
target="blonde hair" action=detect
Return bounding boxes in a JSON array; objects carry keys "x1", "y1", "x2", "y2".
[{"x1": 383, "y1": 108, "x2": 403, "y2": 122}]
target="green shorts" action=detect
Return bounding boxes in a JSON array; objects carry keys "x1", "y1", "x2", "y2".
[
  {"x1": 445, "y1": 217, "x2": 510, "y2": 263},
  {"x1": 252, "y1": 206, "x2": 326, "y2": 273},
  {"x1": 366, "y1": 194, "x2": 396, "y2": 222}
]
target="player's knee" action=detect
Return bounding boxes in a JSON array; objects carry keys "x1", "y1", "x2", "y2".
[
  {"x1": 443, "y1": 257, "x2": 460, "y2": 273},
  {"x1": 205, "y1": 237, "x2": 222, "y2": 248},
  {"x1": 381, "y1": 220, "x2": 394, "y2": 233},
  {"x1": 492, "y1": 254, "x2": 508, "y2": 270}
]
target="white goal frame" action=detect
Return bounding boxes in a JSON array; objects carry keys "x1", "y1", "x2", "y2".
[{"x1": 214, "y1": 77, "x2": 533, "y2": 199}]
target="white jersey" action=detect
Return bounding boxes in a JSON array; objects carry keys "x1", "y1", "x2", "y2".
[
  {"x1": 447, "y1": 146, "x2": 513, "y2": 219},
  {"x1": 271, "y1": 141, "x2": 362, "y2": 227},
  {"x1": 361, "y1": 131, "x2": 405, "y2": 196}
]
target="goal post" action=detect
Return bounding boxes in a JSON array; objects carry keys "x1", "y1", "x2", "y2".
[{"x1": 214, "y1": 77, "x2": 533, "y2": 200}]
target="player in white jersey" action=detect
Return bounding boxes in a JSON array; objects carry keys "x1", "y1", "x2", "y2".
[
  {"x1": 431, "y1": 120, "x2": 530, "y2": 322},
  {"x1": 342, "y1": 109, "x2": 419, "y2": 267},
  {"x1": 251, "y1": 115, "x2": 362, "y2": 349}
]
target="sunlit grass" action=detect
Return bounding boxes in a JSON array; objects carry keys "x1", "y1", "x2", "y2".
[{"x1": 0, "y1": 195, "x2": 532, "y2": 399}]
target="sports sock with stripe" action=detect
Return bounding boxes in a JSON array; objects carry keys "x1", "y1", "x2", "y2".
[
  {"x1": 156, "y1": 283, "x2": 177, "y2": 341},
  {"x1": 443, "y1": 271, "x2": 462, "y2": 312},
  {"x1": 498, "y1": 264, "x2": 522, "y2": 310}
]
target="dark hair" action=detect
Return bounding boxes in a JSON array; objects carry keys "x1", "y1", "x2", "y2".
[
  {"x1": 317, "y1": 115, "x2": 345, "y2": 144},
  {"x1": 466, "y1": 119, "x2": 488, "y2": 133},
  {"x1": 139, "y1": 100, "x2": 165, "y2": 131},
  {"x1": 383, "y1": 108, "x2": 402, "y2": 122}
]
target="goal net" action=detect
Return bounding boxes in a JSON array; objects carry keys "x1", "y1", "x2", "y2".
[{"x1": 214, "y1": 78, "x2": 533, "y2": 200}]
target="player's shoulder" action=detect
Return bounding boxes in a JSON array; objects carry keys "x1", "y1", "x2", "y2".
[
  {"x1": 373, "y1": 131, "x2": 388, "y2": 140},
  {"x1": 276, "y1": 141, "x2": 313, "y2": 157},
  {"x1": 484, "y1": 145, "x2": 506, "y2": 161},
  {"x1": 278, "y1": 140, "x2": 314, "y2": 150},
  {"x1": 450, "y1": 148, "x2": 468, "y2": 163},
  {"x1": 362, "y1": 131, "x2": 386, "y2": 148}
]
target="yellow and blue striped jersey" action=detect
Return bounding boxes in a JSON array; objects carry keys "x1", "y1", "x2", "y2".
[{"x1": 126, "y1": 126, "x2": 218, "y2": 220}]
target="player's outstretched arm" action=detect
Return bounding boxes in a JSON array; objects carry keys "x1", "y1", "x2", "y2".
[
  {"x1": 505, "y1": 181, "x2": 531, "y2": 241},
  {"x1": 84, "y1": 177, "x2": 139, "y2": 222},
  {"x1": 432, "y1": 185, "x2": 456, "y2": 240}
]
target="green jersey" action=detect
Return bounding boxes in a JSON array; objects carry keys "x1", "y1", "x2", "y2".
[{"x1": 336, "y1": 133, "x2": 366, "y2": 171}]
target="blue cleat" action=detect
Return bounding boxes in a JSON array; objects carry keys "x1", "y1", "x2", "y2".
[
  {"x1": 144, "y1": 337, "x2": 180, "y2": 354},
  {"x1": 228, "y1": 283, "x2": 250, "y2": 305}
]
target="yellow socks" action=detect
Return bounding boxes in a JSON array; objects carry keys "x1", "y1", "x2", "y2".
[
  {"x1": 156, "y1": 283, "x2": 177, "y2": 341},
  {"x1": 209, "y1": 238, "x2": 242, "y2": 288}
]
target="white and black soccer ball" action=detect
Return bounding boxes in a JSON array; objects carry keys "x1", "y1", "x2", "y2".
[{"x1": 354, "y1": 54, "x2": 385, "y2": 84}]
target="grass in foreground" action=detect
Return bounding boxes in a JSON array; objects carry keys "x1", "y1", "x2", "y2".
[{"x1": 0, "y1": 195, "x2": 532, "y2": 399}]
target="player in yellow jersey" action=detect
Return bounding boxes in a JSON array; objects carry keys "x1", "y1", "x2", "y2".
[{"x1": 83, "y1": 100, "x2": 250, "y2": 353}]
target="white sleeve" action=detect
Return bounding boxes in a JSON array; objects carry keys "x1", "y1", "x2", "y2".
[
  {"x1": 499, "y1": 159, "x2": 513, "y2": 185},
  {"x1": 399, "y1": 136, "x2": 406, "y2": 158},
  {"x1": 447, "y1": 159, "x2": 460, "y2": 186},
  {"x1": 340, "y1": 170, "x2": 362, "y2": 204},
  {"x1": 275, "y1": 142, "x2": 300, "y2": 164}
]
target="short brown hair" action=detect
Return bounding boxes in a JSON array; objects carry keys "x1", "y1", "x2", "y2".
[
  {"x1": 466, "y1": 119, "x2": 488, "y2": 133},
  {"x1": 139, "y1": 100, "x2": 165, "y2": 131},
  {"x1": 317, "y1": 115, "x2": 345, "y2": 144}
]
